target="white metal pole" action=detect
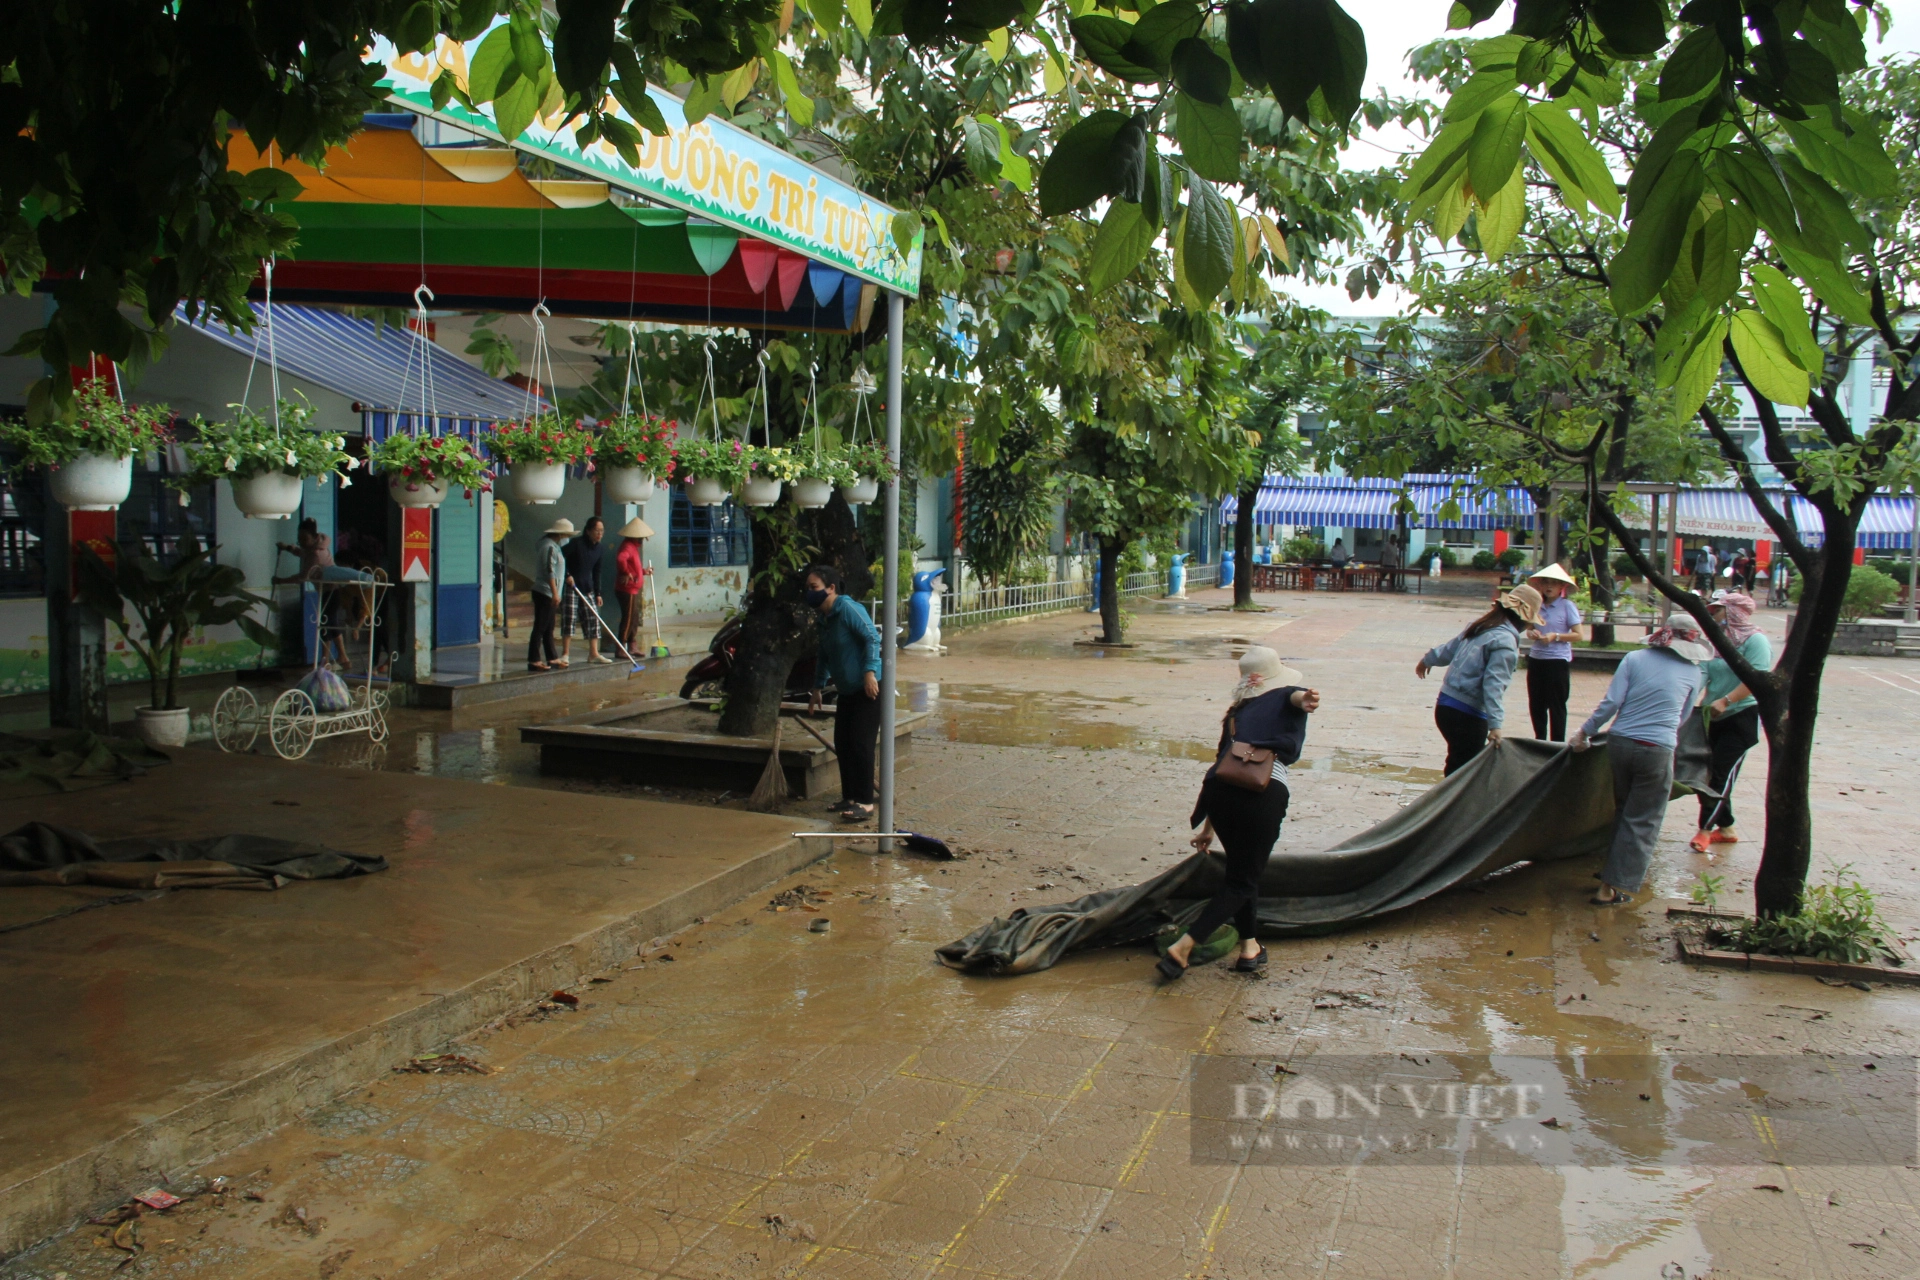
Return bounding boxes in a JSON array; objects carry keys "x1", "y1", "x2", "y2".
[{"x1": 878, "y1": 292, "x2": 905, "y2": 854}]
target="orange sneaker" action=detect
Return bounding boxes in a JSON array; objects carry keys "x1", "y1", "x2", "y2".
[
  {"x1": 1688, "y1": 831, "x2": 1714, "y2": 854},
  {"x1": 1710, "y1": 829, "x2": 1739, "y2": 845}
]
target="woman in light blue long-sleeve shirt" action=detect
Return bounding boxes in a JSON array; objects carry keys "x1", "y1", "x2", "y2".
[
  {"x1": 1570, "y1": 614, "x2": 1710, "y2": 904},
  {"x1": 1415, "y1": 583, "x2": 1544, "y2": 776}
]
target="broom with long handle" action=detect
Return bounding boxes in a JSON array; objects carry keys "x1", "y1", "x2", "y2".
[{"x1": 749, "y1": 712, "x2": 788, "y2": 810}]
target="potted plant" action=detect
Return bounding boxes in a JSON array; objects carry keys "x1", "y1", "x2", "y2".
[
  {"x1": 841, "y1": 440, "x2": 895, "y2": 506},
  {"x1": 742, "y1": 445, "x2": 798, "y2": 507},
  {"x1": 596, "y1": 413, "x2": 676, "y2": 503},
  {"x1": 76, "y1": 536, "x2": 277, "y2": 748},
  {"x1": 0, "y1": 380, "x2": 173, "y2": 510},
  {"x1": 675, "y1": 436, "x2": 750, "y2": 507},
  {"x1": 370, "y1": 432, "x2": 492, "y2": 508},
  {"x1": 792, "y1": 448, "x2": 853, "y2": 509},
  {"x1": 176, "y1": 396, "x2": 357, "y2": 519},
  {"x1": 484, "y1": 415, "x2": 593, "y2": 504}
]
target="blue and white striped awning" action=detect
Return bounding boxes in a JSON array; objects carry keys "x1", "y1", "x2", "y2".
[
  {"x1": 1791, "y1": 494, "x2": 1917, "y2": 551},
  {"x1": 1405, "y1": 475, "x2": 1538, "y2": 530},
  {"x1": 1221, "y1": 475, "x2": 1536, "y2": 530},
  {"x1": 179, "y1": 303, "x2": 540, "y2": 422}
]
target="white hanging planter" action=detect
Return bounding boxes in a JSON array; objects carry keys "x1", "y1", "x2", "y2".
[
  {"x1": 839, "y1": 476, "x2": 880, "y2": 506},
  {"x1": 740, "y1": 476, "x2": 783, "y2": 508},
  {"x1": 387, "y1": 473, "x2": 449, "y2": 508},
  {"x1": 793, "y1": 478, "x2": 835, "y2": 509},
  {"x1": 603, "y1": 466, "x2": 657, "y2": 504},
  {"x1": 50, "y1": 452, "x2": 134, "y2": 511},
  {"x1": 232, "y1": 471, "x2": 305, "y2": 519},
  {"x1": 686, "y1": 476, "x2": 728, "y2": 507},
  {"x1": 511, "y1": 460, "x2": 568, "y2": 504}
]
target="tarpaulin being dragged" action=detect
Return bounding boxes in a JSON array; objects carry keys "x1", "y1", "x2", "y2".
[
  {"x1": 0, "y1": 823, "x2": 388, "y2": 891},
  {"x1": 937, "y1": 728, "x2": 1717, "y2": 976}
]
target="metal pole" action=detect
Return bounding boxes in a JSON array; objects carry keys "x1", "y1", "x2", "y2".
[
  {"x1": 878, "y1": 292, "x2": 905, "y2": 854},
  {"x1": 1906, "y1": 487, "x2": 1918, "y2": 624}
]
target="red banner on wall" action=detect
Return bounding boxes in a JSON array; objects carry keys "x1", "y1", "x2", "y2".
[
  {"x1": 401, "y1": 507, "x2": 433, "y2": 582},
  {"x1": 70, "y1": 510, "x2": 117, "y2": 601}
]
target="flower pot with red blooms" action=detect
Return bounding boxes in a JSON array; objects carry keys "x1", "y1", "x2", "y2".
[
  {"x1": 1, "y1": 379, "x2": 172, "y2": 512},
  {"x1": 483, "y1": 416, "x2": 594, "y2": 505},
  {"x1": 369, "y1": 432, "x2": 491, "y2": 509},
  {"x1": 596, "y1": 412, "x2": 676, "y2": 503},
  {"x1": 674, "y1": 436, "x2": 750, "y2": 509}
]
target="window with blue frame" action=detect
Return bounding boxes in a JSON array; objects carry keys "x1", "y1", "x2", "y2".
[
  {"x1": 121, "y1": 453, "x2": 215, "y2": 560},
  {"x1": 0, "y1": 471, "x2": 45, "y2": 598},
  {"x1": 668, "y1": 490, "x2": 751, "y2": 567}
]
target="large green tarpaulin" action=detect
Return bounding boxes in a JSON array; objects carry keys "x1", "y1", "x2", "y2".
[{"x1": 937, "y1": 727, "x2": 1717, "y2": 976}]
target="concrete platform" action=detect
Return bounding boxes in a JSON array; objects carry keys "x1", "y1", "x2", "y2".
[
  {"x1": 522, "y1": 698, "x2": 926, "y2": 798},
  {"x1": 0, "y1": 749, "x2": 816, "y2": 1257}
]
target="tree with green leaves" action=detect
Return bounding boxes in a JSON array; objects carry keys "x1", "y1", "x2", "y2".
[
  {"x1": 961, "y1": 420, "x2": 1061, "y2": 594},
  {"x1": 1230, "y1": 306, "x2": 1340, "y2": 607},
  {"x1": 1373, "y1": 1, "x2": 1917, "y2": 915}
]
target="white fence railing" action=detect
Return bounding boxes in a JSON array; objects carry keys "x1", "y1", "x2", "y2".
[{"x1": 868, "y1": 560, "x2": 1221, "y2": 633}]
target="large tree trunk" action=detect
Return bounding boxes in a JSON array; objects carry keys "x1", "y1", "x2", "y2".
[
  {"x1": 1233, "y1": 482, "x2": 1256, "y2": 607},
  {"x1": 717, "y1": 495, "x2": 873, "y2": 737},
  {"x1": 1097, "y1": 539, "x2": 1123, "y2": 643}
]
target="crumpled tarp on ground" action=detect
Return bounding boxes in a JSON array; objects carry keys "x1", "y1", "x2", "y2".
[
  {"x1": 0, "y1": 822, "x2": 388, "y2": 891},
  {"x1": 0, "y1": 731, "x2": 171, "y2": 793},
  {"x1": 938, "y1": 723, "x2": 1720, "y2": 976}
]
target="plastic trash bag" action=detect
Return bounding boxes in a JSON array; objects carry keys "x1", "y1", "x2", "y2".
[{"x1": 298, "y1": 667, "x2": 352, "y2": 713}]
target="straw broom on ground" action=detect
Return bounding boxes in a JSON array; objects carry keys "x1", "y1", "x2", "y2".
[{"x1": 749, "y1": 712, "x2": 787, "y2": 810}]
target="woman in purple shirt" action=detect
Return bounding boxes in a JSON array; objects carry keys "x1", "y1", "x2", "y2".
[{"x1": 1523, "y1": 565, "x2": 1584, "y2": 741}]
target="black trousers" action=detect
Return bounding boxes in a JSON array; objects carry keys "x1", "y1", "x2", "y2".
[
  {"x1": 616, "y1": 591, "x2": 641, "y2": 654},
  {"x1": 1698, "y1": 706, "x2": 1761, "y2": 829},
  {"x1": 1189, "y1": 777, "x2": 1291, "y2": 945},
  {"x1": 834, "y1": 687, "x2": 882, "y2": 804},
  {"x1": 1435, "y1": 703, "x2": 1490, "y2": 776},
  {"x1": 1526, "y1": 658, "x2": 1571, "y2": 740},
  {"x1": 528, "y1": 592, "x2": 557, "y2": 665}
]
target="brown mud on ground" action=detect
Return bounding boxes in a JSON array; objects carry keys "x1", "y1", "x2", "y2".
[{"x1": 8, "y1": 588, "x2": 1918, "y2": 1279}]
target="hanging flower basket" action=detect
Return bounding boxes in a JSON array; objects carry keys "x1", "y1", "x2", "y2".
[
  {"x1": 370, "y1": 432, "x2": 490, "y2": 509},
  {"x1": 793, "y1": 478, "x2": 835, "y2": 509},
  {"x1": 175, "y1": 397, "x2": 357, "y2": 519},
  {"x1": 603, "y1": 467, "x2": 657, "y2": 503},
  {"x1": 686, "y1": 476, "x2": 729, "y2": 507},
  {"x1": 509, "y1": 461, "x2": 568, "y2": 504},
  {"x1": 839, "y1": 477, "x2": 881, "y2": 506},
  {"x1": 388, "y1": 474, "x2": 451, "y2": 508},
  {"x1": 675, "y1": 437, "x2": 749, "y2": 509},
  {"x1": 740, "y1": 475, "x2": 784, "y2": 507},
  {"x1": 231, "y1": 471, "x2": 307, "y2": 519},
  {"x1": 2, "y1": 380, "x2": 172, "y2": 512},
  {"x1": 484, "y1": 416, "x2": 593, "y2": 505},
  {"x1": 596, "y1": 413, "x2": 675, "y2": 505}
]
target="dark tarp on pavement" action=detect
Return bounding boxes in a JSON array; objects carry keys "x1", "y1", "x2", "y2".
[
  {"x1": 937, "y1": 722, "x2": 1719, "y2": 976},
  {"x1": 0, "y1": 822, "x2": 388, "y2": 890}
]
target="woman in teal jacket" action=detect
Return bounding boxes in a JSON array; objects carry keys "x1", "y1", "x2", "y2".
[
  {"x1": 805, "y1": 564, "x2": 884, "y2": 821},
  {"x1": 1691, "y1": 591, "x2": 1772, "y2": 852}
]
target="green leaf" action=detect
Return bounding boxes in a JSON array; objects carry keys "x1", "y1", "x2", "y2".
[
  {"x1": 1433, "y1": 172, "x2": 1472, "y2": 242},
  {"x1": 1778, "y1": 152, "x2": 1871, "y2": 255},
  {"x1": 1259, "y1": 0, "x2": 1366, "y2": 125},
  {"x1": 1730, "y1": 309, "x2": 1810, "y2": 406},
  {"x1": 454, "y1": 0, "x2": 498, "y2": 41},
  {"x1": 1126, "y1": 2, "x2": 1205, "y2": 70},
  {"x1": 1442, "y1": 67, "x2": 1520, "y2": 123},
  {"x1": 1592, "y1": 0, "x2": 1670, "y2": 57},
  {"x1": 1175, "y1": 92, "x2": 1243, "y2": 181},
  {"x1": 1171, "y1": 37, "x2": 1233, "y2": 104},
  {"x1": 1474, "y1": 168, "x2": 1527, "y2": 258},
  {"x1": 1776, "y1": 241, "x2": 1874, "y2": 327},
  {"x1": 1654, "y1": 294, "x2": 1710, "y2": 384},
  {"x1": 1468, "y1": 95, "x2": 1528, "y2": 204},
  {"x1": 1181, "y1": 174, "x2": 1237, "y2": 304},
  {"x1": 812, "y1": 0, "x2": 846, "y2": 32},
  {"x1": 1709, "y1": 147, "x2": 1802, "y2": 253},
  {"x1": 1694, "y1": 204, "x2": 1753, "y2": 311},
  {"x1": 1108, "y1": 113, "x2": 1149, "y2": 203},
  {"x1": 1610, "y1": 150, "x2": 1706, "y2": 314},
  {"x1": 682, "y1": 75, "x2": 725, "y2": 127},
  {"x1": 492, "y1": 75, "x2": 541, "y2": 143},
  {"x1": 1526, "y1": 102, "x2": 1620, "y2": 218},
  {"x1": 1749, "y1": 263, "x2": 1824, "y2": 371},
  {"x1": 1225, "y1": 1, "x2": 1267, "y2": 89},
  {"x1": 1319, "y1": 0, "x2": 1368, "y2": 123},
  {"x1": 1038, "y1": 110, "x2": 1130, "y2": 216},
  {"x1": 1087, "y1": 199, "x2": 1155, "y2": 293},
  {"x1": 1070, "y1": 15, "x2": 1162, "y2": 82},
  {"x1": 770, "y1": 50, "x2": 814, "y2": 127},
  {"x1": 1626, "y1": 107, "x2": 1702, "y2": 219},
  {"x1": 1672, "y1": 314, "x2": 1731, "y2": 423},
  {"x1": 1659, "y1": 27, "x2": 1725, "y2": 100},
  {"x1": 468, "y1": 24, "x2": 520, "y2": 103},
  {"x1": 610, "y1": 75, "x2": 669, "y2": 136},
  {"x1": 1401, "y1": 115, "x2": 1478, "y2": 212},
  {"x1": 847, "y1": 0, "x2": 874, "y2": 36},
  {"x1": 550, "y1": 0, "x2": 619, "y2": 96},
  {"x1": 1783, "y1": 109, "x2": 1899, "y2": 199},
  {"x1": 891, "y1": 210, "x2": 924, "y2": 256},
  {"x1": 509, "y1": 13, "x2": 548, "y2": 80},
  {"x1": 983, "y1": 115, "x2": 1032, "y2": 191}
]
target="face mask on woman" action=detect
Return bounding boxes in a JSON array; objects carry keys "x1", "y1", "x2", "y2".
[{"x1": 805, "y1": 587, "x2": 830, "y2": 608}]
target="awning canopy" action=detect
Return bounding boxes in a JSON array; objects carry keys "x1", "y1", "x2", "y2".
[
  {"x1": 230, "y1": 118, "x2": 868, "y2": 331},
  {"x1": 181, "y1": 302, "x2": 538, "y2": 422},
  {"x1": 1221, "y1": 475, "x2": 1536, "y2": 530}
]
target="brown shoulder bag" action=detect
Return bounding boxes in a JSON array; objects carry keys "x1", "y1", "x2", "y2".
[{"x1": 1214, "y1": 714, "x2": 1275, "y2": 792}]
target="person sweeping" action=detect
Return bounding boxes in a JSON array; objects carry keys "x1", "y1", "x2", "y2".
[
  {"x1": 1158, "y1": 647, "x2": 1319, "y2": 981},
  {"x1": 805, "y1": 565, "x2": 884, "y2": 823},
  {"x1": 613, "y1": 516, "x2": 653, "y2": 660},
  {"x1": 1415, "y1": 583, "x2": 1543, "y2": 775},
  {"x1": 1690, "y1": 590, "x2": 1771, "y2": 853},
  {"x1": 1570, "y1": 612, "x2": 1710, "y2": 905}
]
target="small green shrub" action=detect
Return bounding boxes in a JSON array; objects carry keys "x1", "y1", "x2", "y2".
[
  {"x1": 1471, "y1": 549, "x2": 1498, "y2": 571},
  {"x1": 1281, "y1": 534, "x2": 1320, "y2": 563},
  {"x1": 1418, "y1": 544, "x2": 1458, "y2": 568},
  {"x1": 1496, "y1": 547, "x2": 1529, "y2": 568},
  {"x1": 1611, "y1": 554, "x2": 1637, "y2": 580},
  {"x1": 1866, "y1": 557, "x2": 1916, "y2": 588},
  {"x1": 1708, "y1": 863, "x2": 1891, "y2": 964},
  {"x1": 1789, "y1": 564, "x2": 1899, "y2": 621}
]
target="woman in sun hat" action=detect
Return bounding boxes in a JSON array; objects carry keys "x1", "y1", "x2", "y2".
[
  {"x1": 1690, "y1": 590, "x2": 1771, "y2": 853},
  {"x1": 1157, "y1": 646, "x2": 1320, "y2": 982},
  {"x1": 1522, "y1": 564, "x2": 1584, "y2": 741},
  {"x1": 1569, "y1": 611, "x2": 1710, "y2": 905},
  {"x1": 1415, "y1": 583, "x2": 1544, "y2": 775},
  {"x1": 529, "y1": 517, "x2": 574, "y2": 671},
  {"x1": 613, "y1": 515, "x2": 654, "y2": 658}
]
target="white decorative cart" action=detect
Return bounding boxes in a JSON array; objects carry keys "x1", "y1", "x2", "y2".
[{"x1": 213, "y1": 574, "x2": 394, "y2": 759}]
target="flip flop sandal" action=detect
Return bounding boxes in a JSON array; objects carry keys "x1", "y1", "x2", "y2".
[
  {"x1": 836, "y1": 803, "x2": 875, "y2": 824},
  {"x1": 1233, "y1": 945, "x2": 1269, "y2": 973},
  {"x1": 1155, "y1": 954, "x2": 1188, "y2": 981},
  {"x1": 1589, "y1": 888, "x2": 1633, "y2": 906},
  {"x1": 1710, "y1": 830, "x2": 1739, "y2": 844}
]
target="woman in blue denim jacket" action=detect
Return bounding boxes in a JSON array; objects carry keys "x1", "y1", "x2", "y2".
[{"x1": 1415, "y1": 583, "x2": 1543, "y2": 776}]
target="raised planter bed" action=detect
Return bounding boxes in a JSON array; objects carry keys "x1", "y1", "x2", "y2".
[
  {"x1": 1667, "y1": 904, "x2": 1919, "y2": 985},
  {"x1": 521, "y1": 696, "x2": 925, "y2": 798}
]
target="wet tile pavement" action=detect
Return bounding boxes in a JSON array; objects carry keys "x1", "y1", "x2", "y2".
[{"x1": 7, "y1": 589, "x2": 1920, "y2": 1279}]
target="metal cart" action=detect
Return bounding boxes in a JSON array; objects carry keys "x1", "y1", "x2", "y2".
[{"x1": 214, "y1": 574, "x2": 394, "y2": 759}]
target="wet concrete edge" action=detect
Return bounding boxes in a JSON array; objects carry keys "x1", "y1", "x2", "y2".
[{"x1": 0, "y1": 830, "x2": 825, "y2": 1260}]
